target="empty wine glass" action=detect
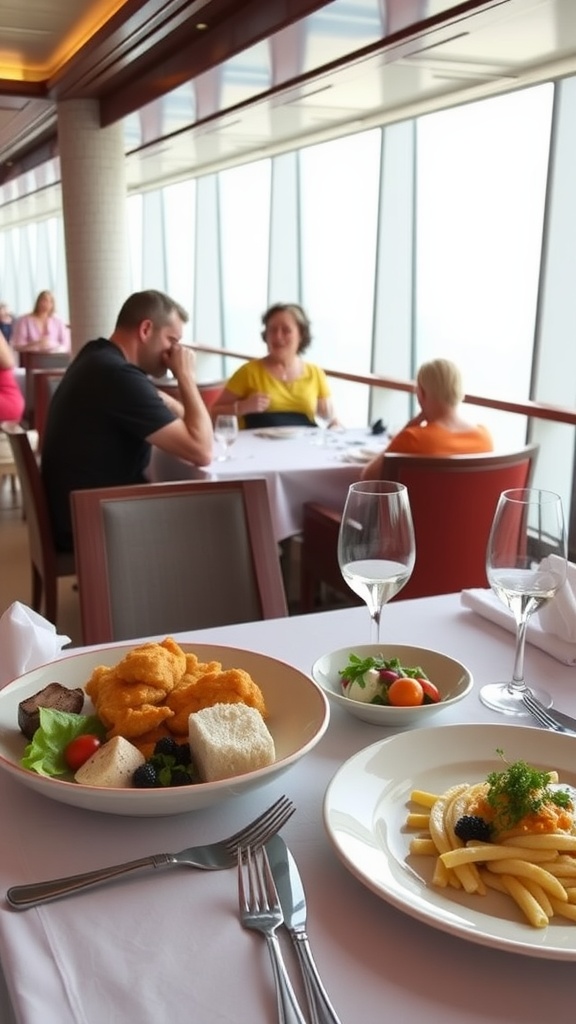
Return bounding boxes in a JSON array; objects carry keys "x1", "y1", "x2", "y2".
[
  {"x1": 338, "y1": 481, "x2": 415, "y2": 642},
  {"x1": 314, "y1": 401, "x2": 333, "y2": 445},
  {"x1": 479, "y1": 488, "x2": 567, "y2": 715},
  {"x1": 214, "y1": 414, "x2": 238, "y2": 461}
]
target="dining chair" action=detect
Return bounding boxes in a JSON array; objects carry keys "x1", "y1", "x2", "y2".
[
  {"x1": 71, "y1": 477, "x2": 289, "y2": 645},
  {"x1": 31, "y1": 369, "x2": 65, "y2": 450},
  {"x1": 299, "y1": 444, "x2": 539, "y2": 610},
  {"x1": 20, "y1": 352, "x2": 71, "y2": 428},
  {"x1": 4, "y1": 427, "x2": 76, "y2": 623}
]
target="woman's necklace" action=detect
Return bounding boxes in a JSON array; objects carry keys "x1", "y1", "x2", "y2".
[{"x1": 267, "y1": 357, "x2": 301, "y2": 382}]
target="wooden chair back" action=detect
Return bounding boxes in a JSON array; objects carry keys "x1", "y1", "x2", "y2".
[
  {"x1": 71, "y1": 477, "x2": 288, "y2": 645},
  {"x1": 20, "y1": 352, "x2": 71, "y2": 428},
  {"x1": 32, "y1": 369, "x2": 65, "y2": 450},
  {"x1": 300, "y1": 444, "x2": 539, "y2": 609},
  {"x1": 4, "y1": 428, "x2": 75, "y2": 623}
]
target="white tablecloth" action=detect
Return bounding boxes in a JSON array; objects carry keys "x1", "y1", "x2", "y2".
[
  {"x1": 149, "y1": 428, "x2": 380, "y2": 540},
  {"x1": 1, "y1": 594, "x2": 576, "y2": 1023}
]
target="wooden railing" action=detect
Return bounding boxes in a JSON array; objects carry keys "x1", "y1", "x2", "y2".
[{"x1": 195, "y1": 345, "x2": 576, "y2": 427}]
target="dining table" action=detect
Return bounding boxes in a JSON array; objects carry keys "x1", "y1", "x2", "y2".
[
  {"x1": 148, "y1": 426, "x2": 382, "y2": 542},
  {"x1": 1, "y1": 592, "x2": 576, "y2": 1024}
]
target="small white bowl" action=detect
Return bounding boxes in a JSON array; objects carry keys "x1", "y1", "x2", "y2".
[{"x1": 311, "y1": 643, "x2": 473, "y2": 726}]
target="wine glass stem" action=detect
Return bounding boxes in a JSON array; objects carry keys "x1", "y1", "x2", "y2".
[
  {"x1": 510, "y1": 616, "x2": 529, "y2": 692},
  {"x1": 370, "y1": 609, "x2": 381, "y2": 644}
]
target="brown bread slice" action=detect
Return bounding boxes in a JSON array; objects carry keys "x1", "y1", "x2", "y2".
[{"x1": 18, "y1": 683, "x2": 85, "y2": 740}]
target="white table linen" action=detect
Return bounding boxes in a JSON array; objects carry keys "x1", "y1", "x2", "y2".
[
  {"x1": 1, "y1": 594, "x2": 576, "y2": 1024},
  {"x1": 148, "y1": 428, "x2": 377, "y2": 540}
]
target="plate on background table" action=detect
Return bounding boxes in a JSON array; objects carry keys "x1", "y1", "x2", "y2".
[
  {"x1": 324, "y1": 723, "x2": 576, "y2": 960},
  {"x1": 252, "y1": 427, "x2": 308, "y2": 439},
  {"x1": 0, "y1": 644, "x2": 329, "y2": 816}
]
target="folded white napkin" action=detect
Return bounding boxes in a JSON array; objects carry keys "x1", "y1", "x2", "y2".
[
  {"x1": 460, "y1": 588, "x2": 576, "y2": 666},
  {"x1": 0, "y1": 602, "x2": 71, "y2": 688},
  {"x1": 536, "y1": 556, "x2": 576, "y2": 641}
]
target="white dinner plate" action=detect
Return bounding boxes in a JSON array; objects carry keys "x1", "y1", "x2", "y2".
[
  {"x1": 0, "y1": 643, "x2": 329, "y2": 816},
  {"x1": 253, "y1": 427, "x2": 307, "y2": 439},
  {"x1": 324, "y1": 723, "x2": 576, "y2": 960}
]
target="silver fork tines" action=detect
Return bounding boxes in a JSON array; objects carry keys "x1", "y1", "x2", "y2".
[
  {"x1": 522, "y1": 692, "x2": 567, "y2": 732},
  {"x1": 7, "y1": 795, "x2": 295, "y2": 910},
  {"x1": 238, "y1": 845, "x2": 307, "y2": 1024}
]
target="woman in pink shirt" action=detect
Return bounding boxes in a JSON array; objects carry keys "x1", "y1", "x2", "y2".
[
  {"x1": 0, "y1": 333, "x2": 25, "y2": 423},
  {"x1": 12, "y1": 290, "x2": 70, "y2": 352}
]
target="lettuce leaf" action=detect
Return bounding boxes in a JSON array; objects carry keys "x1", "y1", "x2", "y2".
[{"x1": 21, "y1": 708, "x2": 106, "y2": 778}]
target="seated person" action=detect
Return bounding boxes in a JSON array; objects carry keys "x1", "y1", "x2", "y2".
[
  {"x1": 0, "y1": 333, "x2": 25, "y2": 423},
  {"x1": 12, "y1": 290, "x2": 70, "y2": 352},
  {"x1": 0, "y1": 302, "x2": 14, "y2": 343},
  {"x1": 361, "y1": 357, "x2": 493, "y2": 480},
  {"x1": 41, "y1": 289, "x2": 214, "y2": 551},
  {"x1": 211, "y1": 302, "x2": 338, "y2": 428}
]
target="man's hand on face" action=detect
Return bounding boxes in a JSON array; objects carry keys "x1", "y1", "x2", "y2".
[{"x1": 163, "y1": 343, "x2": 196, "y2": 380}]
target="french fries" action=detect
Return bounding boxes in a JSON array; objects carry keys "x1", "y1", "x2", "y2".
[{"x1": 407, "y1": 781, "x2": 576, "y2": 929}]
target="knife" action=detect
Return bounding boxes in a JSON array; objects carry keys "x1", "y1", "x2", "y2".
[
  {"x1": 267, "y1": 835, "x2": 343, "y2": 1024},
  {"x1": 525, "y1": 698, "x2": 576, "y2": 735}
]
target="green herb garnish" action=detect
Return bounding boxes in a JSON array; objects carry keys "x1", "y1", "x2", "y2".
[
  {"x1": 339, "y1": 654, "x2": 427, "y2": 683},
  {"x1": 485, "y1": 749, "x2": 573, "y2": 833}
]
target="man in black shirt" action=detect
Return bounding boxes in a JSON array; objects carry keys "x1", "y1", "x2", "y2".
[{"x1": 42, "y1": 289, "x2": 214, "y2": 551}]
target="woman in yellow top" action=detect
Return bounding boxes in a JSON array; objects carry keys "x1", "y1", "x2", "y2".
[
  {"x1": 212, "y1": 302, "x2": 337, "y2": 428},
  {"x1": 361, "y1": 358, "x2": 493, "y2": 480}
]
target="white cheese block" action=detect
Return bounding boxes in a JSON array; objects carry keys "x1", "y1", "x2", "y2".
[
  {"x1": 74, "y1": 736, "x2": 145, "y2": 787},
  {"x1": 188, "y1": 703, "x2": 275, "y2": 782}
]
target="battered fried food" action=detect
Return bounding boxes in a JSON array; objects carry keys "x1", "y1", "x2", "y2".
[
  {"x1": 166, "y1": 668, "x2": 267, "y2": 734},
  {"x1": 85, "y1": 639, "x2": 268, "y2": 755}
]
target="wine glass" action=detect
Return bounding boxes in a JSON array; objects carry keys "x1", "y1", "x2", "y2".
[
  {"x1": 479, "y1": 488, "x2": 567, "y2": 715},
  {"x1": 338, "y1": 481, "x2": 415, "y2": 642},
  {"x1": 214, "y1": 414, "x2": 238, "y2": 461},
  {"x1": 314, "y1": 410, "x2": 331, "y2": 445}
]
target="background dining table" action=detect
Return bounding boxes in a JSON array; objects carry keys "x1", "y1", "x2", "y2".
[
  {"x1": 148, "y1": 426, "x2": 382, "y2": 541},
  {"x1": 1, "y1": 592, "x2": 576, "y2": 1024}
]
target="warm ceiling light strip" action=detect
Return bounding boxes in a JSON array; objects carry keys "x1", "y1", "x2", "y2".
[{"x1": 0, "y1": 0, "x2": 130, "y2": 82}]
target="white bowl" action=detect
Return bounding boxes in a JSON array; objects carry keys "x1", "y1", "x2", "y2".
[
  {"x1": 311, "y1": 643, "x2": 473, "y2": 726},
  {"x1": 0, "y1": 644, "x2": 329, "y2": 816}
]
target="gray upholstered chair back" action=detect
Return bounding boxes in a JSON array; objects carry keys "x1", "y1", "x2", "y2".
[{"x1": 71, "y1": 478, "x2": 288, "y2": 644}]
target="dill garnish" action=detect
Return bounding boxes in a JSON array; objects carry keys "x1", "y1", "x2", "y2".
[{"x1": 485, "y1": 749, "x2": 572, "y2": 832}]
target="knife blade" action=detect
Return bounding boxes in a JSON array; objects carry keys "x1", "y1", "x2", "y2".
[
  {"x1": 531, "y1": 701, "x2": 576, "y2": 734},
  {"x1": 267, "y1": 834, "x2": 343, "y2": 1024}
]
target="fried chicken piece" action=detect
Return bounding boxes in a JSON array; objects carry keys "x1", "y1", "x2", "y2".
[
  {"x1": 113, "y1": 638, "x2": 187, "y2": 693},
  {"x1": 166, "y1": 668, "x2": 267, "y2": 734},
  {"x1": 107, "y1": 704, "x2": 175, "y2": 740},
  {"x1": 181, "y1": 653, "x2": 222, "y2": 683}
]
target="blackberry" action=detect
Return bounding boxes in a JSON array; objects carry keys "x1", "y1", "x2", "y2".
[
  {"x1": 153, "y1": 737, "x2": 178, "y2": 757},
  {"x1": 133, "y1": 762, "x2": 158, "y2": 788},
  {"x1": 454, "y1": 815, "x2": 492, "y2": 843},
  {"x1": 170, "y1": 765, "x2": 193, "y2": 786},
  {"x1": 174, "y1": 743, "x2": 192, "y2": 766}
]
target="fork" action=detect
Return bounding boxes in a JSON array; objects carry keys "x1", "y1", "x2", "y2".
[
  {"x1": 522, "y1": 691, "x2": 573, "y2": 733},
  {"x1": 238, "y1": 845, "x2": 307, "y2": 1024},
  {"x1": 6, "y1": 795, "x2": 295, "y2": 910}
]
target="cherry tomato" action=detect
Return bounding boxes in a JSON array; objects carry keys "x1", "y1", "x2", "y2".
[
  {"x1": 387, "y1": 677, "x2": 424, "y2": 707},
  {"x1": 64, "y1": 734, "x2": 101, "y2": 771},
  {"x1": 379, "y1": 669, "x2": 400, "y2": 685},
  {"x1": 418, "y1": 678, "x2": 441, "y2": 704}
]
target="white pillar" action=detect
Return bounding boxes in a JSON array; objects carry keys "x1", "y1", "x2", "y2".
[{"x1": 57, "y1": 99, "x2": 130, "y2": 352}]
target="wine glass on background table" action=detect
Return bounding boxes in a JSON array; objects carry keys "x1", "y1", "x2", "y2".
[
  {"x1": 338, "y1": 481, "x2": 415, "y2": 643},
  {"x1": 479, "y1": 488, "x2": 567, "y2": 715},
  {"x1": 214, "y1": 414, "x2": 238, "y2": 461}
]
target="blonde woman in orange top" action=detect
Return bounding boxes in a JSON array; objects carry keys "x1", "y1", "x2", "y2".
[{"x1": 360, "y1": 358, "x2": 493, "y2": 480}]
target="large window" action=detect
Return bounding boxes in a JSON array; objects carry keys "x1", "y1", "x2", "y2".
[{"x1": 416, "y1": 85, "x2": 554, "y2": 447}]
